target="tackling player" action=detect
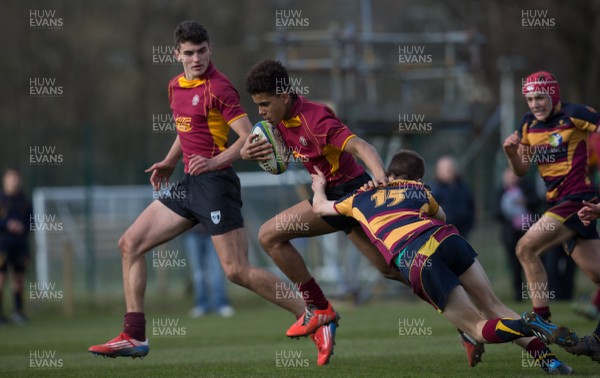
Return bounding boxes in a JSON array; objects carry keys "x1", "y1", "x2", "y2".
[
  {"x1": 312, "y1": 150, "x2": 576, "y2": 374},
  {"x1": 503, "y1": 71, "x2": 600, "y2": 362},
  {"x1": 241, "y1": 59, "x2": 404, "y2": 343},
  {"x1": 88, "y1": 22, "x2": 335, "y2": 366}
]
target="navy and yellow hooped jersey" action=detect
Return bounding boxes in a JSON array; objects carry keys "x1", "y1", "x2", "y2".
[
  {"x1": 334, "y1": 179, "x2": 445, "y2": 265},
  {"x1": 518, "y1": 103, "x2": 600, "y2": 203}
]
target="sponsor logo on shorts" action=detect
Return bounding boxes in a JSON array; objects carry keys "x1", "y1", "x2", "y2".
[{"x1": 211, "y1": 210, "x2": 221, "y2": 225}]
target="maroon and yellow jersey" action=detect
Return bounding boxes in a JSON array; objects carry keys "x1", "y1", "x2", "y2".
[
  {"x1": 168, "y1": 62, "x2": 247, "y2": 173},
  {"x1": 518, "y1": 103, "x2": 600, "y2": 203},
  {"x1": 276, "y1": 96, "x2": 365, "y2": 187},
  {"x1": 334, "y1": 180, "x2": 446, "y2": 264}
]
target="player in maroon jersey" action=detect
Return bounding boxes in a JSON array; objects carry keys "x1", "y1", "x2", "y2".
[
  {"x1": 504, "y1": 71, "x2": 600, "y2": 362},
  {"x1": 89, "y1": 22, "x2": 335, "y2": 366},
  {"x1": 241, "y1": 59, "x2": 404, "y2": 340}
]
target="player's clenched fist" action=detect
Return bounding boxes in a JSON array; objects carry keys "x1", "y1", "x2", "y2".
[
  {"x1": 503, "y1": 132, "x2": 521, "y2": 156},
  {"x1": 578, "y1": 200, "x2": 600, "y2": 226}
]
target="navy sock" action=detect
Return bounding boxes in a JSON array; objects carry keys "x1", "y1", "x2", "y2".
[{"x1": 482, "y1": 318, "x2": 531, "y2": 343}]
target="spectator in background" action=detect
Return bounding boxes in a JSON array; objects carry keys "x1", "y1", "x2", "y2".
[
  {"x1": 430, "y1": 156, "x2": 475, "y2": 239},
  {"x1": 0, "y1": 168, "x2": 32, "y2": 325},
  {"x1": 496, "y1": 168, "x2": 535, "y2": 301},
  {"x1": 185, "y1": 224, "x2": 234, "y2": 318}
]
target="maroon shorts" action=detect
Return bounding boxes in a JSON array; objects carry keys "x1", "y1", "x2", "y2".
[{"x1": 544, "y1": 195, "x2": 599, "y2": 253}]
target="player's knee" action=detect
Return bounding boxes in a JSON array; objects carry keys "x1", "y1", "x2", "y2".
[
  {"x1": 118, "y1": 234, "x2": 140, "y2": 258},
  {"x1": 258, "y1": 224, "x2": 285, "y2": 255},
  {"x1": 222, "y1": 264, "x2": 246, "y2": 286},
  {"x1": 515, "y1": 238, "x2": 534, "y2": 261}
]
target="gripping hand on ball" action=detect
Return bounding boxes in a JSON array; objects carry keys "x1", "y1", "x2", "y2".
[{"x1": 241, "y1": 134, "x2": 273, "y2": 161}]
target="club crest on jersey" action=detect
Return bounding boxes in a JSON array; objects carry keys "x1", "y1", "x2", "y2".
[
  {"x1": 192, "y1": 94, "x2": 200, "y2": 106},
  {"x1": 175, "y1": 116, "x2": 192, "y2": 132},
  {"x1": 211, "y1": 210, "x2": 221, "y2": 225},
  {"x1": 299, "y1": 136, "x2": 307, "y2": 146},
  {"x1": 549, "y1": 132, "x2": 562, "y2": 147}
]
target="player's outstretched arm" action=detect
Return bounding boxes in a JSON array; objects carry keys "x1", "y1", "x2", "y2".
[
  {"x1": 578, "y1": 200, "x2": 600, "y2": 226},
  {"x1": 145, "y1": 135, "x2": 182, "y2": 190},
  {"x1": 503, "y1": 132, "x2": 529, "y2": 176},
  {"x1": 311, "y1": 167, "x2": 337, "y2": 216},
  {"x1": 344, "y1": 137, "x2": 388, "y2": 185}
]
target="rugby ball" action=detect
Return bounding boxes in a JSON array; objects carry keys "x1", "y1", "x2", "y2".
[{"x1": 251, "y1": 121, "x2": 289, "y2": 174}]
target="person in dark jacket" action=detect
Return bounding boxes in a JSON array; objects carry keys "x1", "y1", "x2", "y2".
[
  {"x1": 430, "y1": 156, "x2": 475, "y2": 239},
  {"x1": 0, "y1": 168, "x2": 32, "y2": 324}
]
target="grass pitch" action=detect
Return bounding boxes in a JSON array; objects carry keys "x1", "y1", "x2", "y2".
[{"x1": 1, "y1": 298, "x2": 599, "y2": 377}]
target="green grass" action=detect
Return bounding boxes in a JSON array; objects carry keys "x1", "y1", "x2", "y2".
[{"x1": 1, "y1": 299, "x2": 599, "y2": 377}]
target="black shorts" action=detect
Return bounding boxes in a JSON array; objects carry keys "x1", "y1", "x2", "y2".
[
  {"x1": 0, "y1": 240, "x2": 29, "y2": 273},
  {"x1": 308, "y1": 173, "x2": 371, "y2": 233},
  {"x1": 158, "y1": 168, "x2": 244, "y2": 235},
  {"x1": 395, "y1": 228, "x2": 477, "y2": 313}
]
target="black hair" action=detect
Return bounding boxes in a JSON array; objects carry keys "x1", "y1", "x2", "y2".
[
  {"x1": 244, "y1": 59, "x2": 297, "y2": 98},
  {"x1": 174, "y1": 21, "x2": 209, "y2": 47},
  {"x1": 386, "y1": 150, "x2": 425, "y2": 180}
]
